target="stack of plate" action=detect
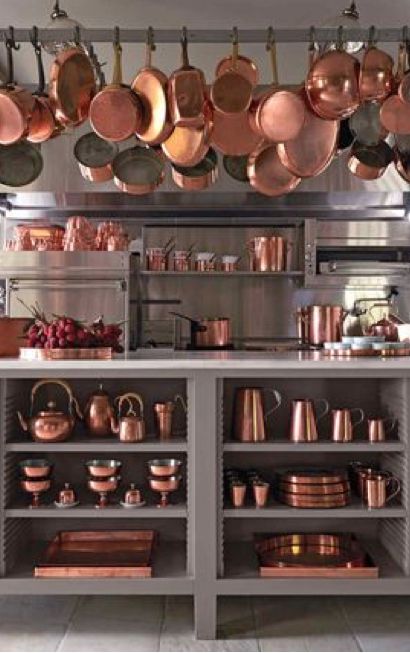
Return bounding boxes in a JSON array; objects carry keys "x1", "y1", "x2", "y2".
[{"x1": 278, "y1": 468, "x2": 351, "y2": 508}]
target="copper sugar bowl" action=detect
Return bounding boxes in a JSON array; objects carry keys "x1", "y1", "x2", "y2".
[{"x1": 17, "y1": 379, "x2": 82, "y2": 443}]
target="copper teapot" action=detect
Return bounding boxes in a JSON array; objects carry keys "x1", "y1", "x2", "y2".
[
  {"x1": 17, "y1": 379, "x2": 81, "y2": 443},
  {"x1": 111, "y1": 393, "x2": 145, "y2": 442},
  {"x1": 83, "y1": 384, "x2": 115, "y2": 437}
]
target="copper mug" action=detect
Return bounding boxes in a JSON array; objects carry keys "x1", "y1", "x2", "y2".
[
  {"x1": 111, "y1": 393, "x2": 145, "y2": 442},
  {"x1": 154, "y1": 394, "x2": 187, "y2": 440},
  {"x1": 331, "y1": 408, "x2": 365, "y2": 442},
  {"x1": 356, "y1": 466, "x2": 379, "y2": 499},
  {"x1": 289, "y1": 398, "x2": 329, "y2": 442},
  {"x1": 368, "y1": 417, "x2": 396, "y2": 442},
  {"x1": 365, "y1": 472, "x2": 400, "y2": 508},
  {"x1": 233, "y1": 387, "x2": 282, "y2": 442}
]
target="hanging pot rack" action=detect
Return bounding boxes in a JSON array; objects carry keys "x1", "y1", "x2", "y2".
[{"x1": 0, "y1": 26, "x2": 408, "y2": 44}]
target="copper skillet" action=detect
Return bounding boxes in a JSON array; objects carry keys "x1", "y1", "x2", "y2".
[
  {"x1": 0, "y1": 29, "x2": 35, "y2": 145},
  {"x1": 248, "y1": 141, "x2": 301, "y2": 197},
  {"x1": 168, "y1": 27, "x2": 207, "y2": 128},
  {"x1": 112, "y1": 144, "x2": 165, "y2": 195},
  {"x1": 132, "y1": 27, "x2": 173, "y2": 146},
  {"x1": 48, "y1": 26, "x2": 96, "y2": 127},
  {"x1": 348, "y1": 140, "x2": 394, "y2": 180},
  {"x1": 27, "y1": 27, "x2": 56, "y2": 144},
  {"x1": 215, "y1": 39, "x2": 258, "y2": 85},
  {"x1": 89, "y1": 28, "x2": 143, "y2": 142},
  {"x1": 380, "y1": 42, "x2": 410, "y2": 134},
  {"x1": 171, "y1": 147, "x2": 218, "y2": 190},
  {"x1": 211, "y1": 27, "x2": 253, "y2": 115},
  {"x1": 250, "y1": 29, "x2": 306, "y2": 143}
]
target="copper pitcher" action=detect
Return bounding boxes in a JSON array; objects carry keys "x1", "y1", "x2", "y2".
[
  {"x1": 17, "y1": 379, "x2": 82, "y2": 443},
  {"x1": 154, "y1": 394, "x2": 187, "y2": 440},
  {"x1": 233, "y1": 387, "x2": 282, "y2": 442},
  {"x1": 367, "y1": 417, "x2": 396, "y2": 442},
  {"x1": 83, "y1": 384, "x2": 115, "y2": 437},
  {"x1": 111, "y1": 392, "x2": 145, "y2": 442},
  {"x1": 331, "y1": 408, "x2": 365, "y2": 442},
  {"x1": 365, "y1": 472, "x2": 401, "y2": 508},
  {"x1": 289, "y1": 398, "x2": 329, "y2": 442}
]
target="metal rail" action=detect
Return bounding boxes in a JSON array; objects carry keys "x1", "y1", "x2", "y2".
[{"x1": 0, "y1": 27, "x2": 409, "y2": 44}]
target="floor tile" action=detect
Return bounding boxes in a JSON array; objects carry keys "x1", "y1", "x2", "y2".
[
  {"x1": 76, "y1": 595, "x2": 164, "y2": 624},
  {"x1": 341, "y1": 596, "x2": 410, "y2": 652},
  {"x1": 58, "y1": 614, "x2": 160, "y2": 652},
  {"x1": 0, "y1": 596, "x2": 78, "y2": 625},
  {"x1": 0, "y1": 622, "x2": 65, "y2": 652}
]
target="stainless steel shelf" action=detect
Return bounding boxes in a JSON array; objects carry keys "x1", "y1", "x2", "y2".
[
  {"x1": 223, "y1": 500, "x2": 406, "y2": 519},
  {"x1": 6, "y1": 437, "x2": 187, "y2": 453},
  {"x1": 223, "y1": 440, "x2": 405, "y2": 453},
  {"x1": 141, "y1": 271, "x2": 304, "y2": 278},
  {"x1": 6, "y1": 503, "x2": 187, "y2": 518}
]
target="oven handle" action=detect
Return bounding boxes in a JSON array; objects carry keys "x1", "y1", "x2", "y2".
[
  {"x1": 321, "y1": 262, "x2": 410, "y2": 276},
  {"x1": 9, "y1": 280, "x2": 127, "y2": 292}
]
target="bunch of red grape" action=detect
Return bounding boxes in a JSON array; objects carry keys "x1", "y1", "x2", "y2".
[{"x1": 26, "y1": 315, "x2": 123, "y2": 353}]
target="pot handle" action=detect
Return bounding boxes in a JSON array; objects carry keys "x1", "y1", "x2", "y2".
[
  {"x1": 117, "y1": 392, "x2": 144, "y2": 419},
  {"x1": 30, "y1": 379, "x2": 75, "y2": 418},
  {"x1": 264, "y1": 389, "x2": 282, "y2": 419},
  {"x1": 383, "y1": 417, "x2": 397, "y2": 434},
  {"x1": 174, "y1": 393, "x2": 187, "y2": 414},
  {"x1": 315, "y1": 398, "x2": 330, "y2": 422},
  {"x1": 386, "y1": 477, "x2": 401, "y2": 503},
  {"x1": 351, "y1": 408, "x2": 365, "y2": 429}
]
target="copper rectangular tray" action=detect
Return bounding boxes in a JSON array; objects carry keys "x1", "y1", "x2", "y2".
[
  {"x1": 34, "y1": 530, "x2": 157, "y2": 578},
  {"x1": 20, "y1": 347, "x2": 112, "y2": 361},
  {"x1": 254, "y1": 533, "x2": 379, "y2": 578}
]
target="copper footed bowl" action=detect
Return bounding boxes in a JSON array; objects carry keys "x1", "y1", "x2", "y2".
[
  {"x1": 85, "y1": 459, "x2": 122, "y2": 478},
  {"x1": 19, "y1": 459, "x2": 53, "y2": 478},
  {"x1": 20, "y1": 477, "x2": 51, "y2": 493},
  {"x1": 148, "y1": 475, "x2": 181, "y2": 492},
  {"x1": 147, "y1": 459, "x2": 182, "y2": 477},
  {"x1": 87, "y1": 475, "x2": 121, "y2": 493}
]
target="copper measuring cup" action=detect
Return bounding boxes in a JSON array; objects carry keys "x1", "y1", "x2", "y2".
[
  {"x1": 233, "y1": 387, "x2": 281, "y2": 442},
  {"x1": 153, "y1": 394, "x2": 187, "y2": 440},
  {"x1": 331, "y1": 407, "x2": 365, "y2": 442}
]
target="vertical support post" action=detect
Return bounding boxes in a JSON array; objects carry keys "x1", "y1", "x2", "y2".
[
  {"x1": 190, "y1": 371, "x2": 218, "y2": 640},
  {"x1": 0, "y1": 379, "x2": 6, "y2": 576}
]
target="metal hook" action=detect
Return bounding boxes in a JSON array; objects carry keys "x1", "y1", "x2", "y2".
[
  {"x1": 309, "y1": 26, "x2": 317, "y2": 50},
  {"x1": 147, "y1": 26, "x2": 156, "y2": 51},
  {"x1": 181, "y1": 25, "x2": 188, "y2": 46},
  {"x1": 114, "y1": 25, "x2": 121, "y2": 49},
  {"x1": 73, "y1": 25, "x2": 81, "y2": 46},
  {"x1": 337, "y1": 25, "x2": 344, "y2": 50},
  {"x1": 266, "y1": 25, "x2": 275, "y2": 51},
  {"x1": 231, "y1": 26, "x2": 238, "y2": 45},
  {"x1": 402, "y1": 25, "x2": 409, "y2": 44},
  {"x1": 29, "y1": 25, "x2": 42, "y2": 55},
  {"x1": 368, "y1": 25, "x2": 377, "y2": 47},
  {"x1": 6, "y1": 26, "x2": 20, "y2": 51}
]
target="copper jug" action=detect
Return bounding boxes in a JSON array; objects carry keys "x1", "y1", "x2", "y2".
[
  {"x1": 17, "y1": 379, "x2": 82, "y2": 443},
  {"x1": 83, "y1": 384, "x2": 115, "y2": 437},
  {"x1": 367, "y1": 417, "x2": 396, "y2": 442},
  {"x1": 289, "y1": 398, "x2": 329, "y2": 442},
  {"x1": 111, "y1": 393, "x2": 145, "y2": 442},
  {"x1": 331, "y1": 408, "x2": 364, "y2": 442},
  {"x1": 154, "y1": 394, "x2": 187, "y2": 440},
  {"x1": 233, "y1": 387, "x2": 282, "y2": 442}
]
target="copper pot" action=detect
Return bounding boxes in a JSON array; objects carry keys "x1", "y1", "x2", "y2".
[
  {"x1": 170, "y1": 312, "x2": 231, "y2": 348},
  {"x1": 17, "y1": 379, "x2": 81, "y2": 443},
  {"x1": 248, "y1": 236, "x2": 289, "y2": 272},
  {"x1": 297, "y1": 305, "x2": 348, "y2": 346},
  {"x1": 83, "y1": 384, "x2": 115, "y2": 437}
]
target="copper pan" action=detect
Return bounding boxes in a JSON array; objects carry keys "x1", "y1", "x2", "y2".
[
  {"x1": 398, "y1": 28, "x2": 410, "y2": 103},
  {"x1": 74, "y1": 132, "x2": 119, "y2": 183},
  {"x1": 211, "y1": 108, "x2": 261, "y2": 156},
  {"x1": 250, "y1": 31, "x2": 306, "y2": 143},
  {"x1": 0, "y1": 30, "x2": 35, "y2": 145},
  {"x1": 48, "y1": 26, "x2": 95, "y2": 127},
  {"x1": 223, "y1": 154, "x2": 249, "y2": 182},
  {"x1": 211, "y1": 27, "x2": 253, "y2": 115},
  {"x1": 0, "y1": 141, "x2": 43, "y2": 187},
  {"x1": 215, "y1": 46, "x2": 258, "y2": 86},
  {"x1": 380, "y1": 43, "x2": 410, "y2": 134},
  {"x1": 349, "y1": 101, "x2": 388, "y2": 147},
  {"x1": 132, "y1": 27, "x2": 173, "y2": 145},
  {"x1": 281, "y1": 469, "x2": 348, "y2": 484},
  {"x1": 168, "y1": 27, "x2": 206, "y2": 128},
  {"x1": 348, "y1": 140, "x2": 394, "y2": 180},
  {"x1": 248, "y1": 141, "x2": 301, "y2": 196},
  {"x1": 112, "y1": 145, "x2": 165, "y2": 195},
  {"x1": 306, "y1": 27, "x2": 360, "y2": 120},
  {"x1": 171, "y1": 147, "x2": 218, "y2": 190},
  {"x1": 359, "y1": 27, "x2": 394, "y2": 102},
  {"x1": 27, "y1": 29, "x2": 56, "y2": 144},
  {"x1": 277, "y1": 89, "x2": 338, "y2": 177},
  {"x1": 89, "y1": 32, "x2": 143, "y2": 142},
  {"x1": 162, "y1": 101, "x2": 213, "y2": 166}
]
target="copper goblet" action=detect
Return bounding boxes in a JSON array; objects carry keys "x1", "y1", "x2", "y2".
[
  {"x1": 20, "y1": 477, "x2": 51, "y2": 508},
  {"x1": 85, "y1": 459, "x2": 122, "y2": 479},
  {"x1": 147, "y1": 459, "x2": 182, "y2": 477},
  {"x1": 148, "y1": 474, "x2": 181, "y2": 508},
  {"x1": 87, "y1": 475, "x2": 120, "y2": 508}
]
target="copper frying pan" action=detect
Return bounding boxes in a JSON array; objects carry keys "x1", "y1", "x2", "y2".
[
  {"x1": 215, "y1": 45, "x2": 258, "y2": 86},
  {"x1": 74, "y1": 132, "x2": 119, "y2": 183},
  {"x1": 112, "y1": 145, "x2": 165, "y2": 195},
  {"x1": 248, "y1": 141, "x2": 301, "y2": 196},
  {"x1": 359, "y1": 26, "x2": 394, "y2": 102},
  {"x1": 306, "y1": 27, "x2": 360, "y2": 120},
  {"x1": 48, "y1": 27, "x2": 95, "y2": 127},
  {"x1": 0, "y1": 29, "x2": 35, "y2": 145},
  {"x1": 348, "y1": 140, "x2": 394, "y2": 180},
  {"x1": 168, "y1": 27, "x2": 207, "y2": 128},
  {"x1": 131, "y1": 27, "x2": 173, "y2": 146},
  {"x1": 162, "y1": 100, "x2": 213, "y2": 166},
  {"x1": 171, "y1": 147, "x2": 218, "y2": 190},
  {"x1": 89, "y1": 31, "x2": 143, "y2": 142},
  {"x1": 211, "y1": 27, "x2": 253, "y2": 115},
  {"x1": 27, "y1": 28, "x2": 56, "y2": 144},
  {"x1": 380, "y1": 42, "x2": 410, "y2": 133},
  {"x1": 250, "y1": 29, "x2": 306, "y2": 143},
  {"x1": 211, "y1": 107, "x2": 261, "y2": 156}
]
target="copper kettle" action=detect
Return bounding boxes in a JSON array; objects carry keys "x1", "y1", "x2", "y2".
[
  {"x1": 17, "y1": 379, "x2": 82, "y2": 443},
  {"x1": 83, "y1": 384, "x2": 115, "y2": 437},
  {"x1": 111, "y1": 392, "x2": 145, "y2": 442}
]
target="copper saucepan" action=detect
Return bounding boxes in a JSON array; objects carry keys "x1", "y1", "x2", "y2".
[
  {"x1": 170, "y1": 312, "x2": 231, "y2": 348},
  {"x1": 211, "y1": 27, "x2": 253, "y2": 115},
  {"x1": 348, "y1": 140, "x2": 394, "y2": 180},
  {"x1": 359, "y1": 26, "x2": 394, "y2": 102},
  {"x1": 27, "y1": 27, "x2": 56, "y2": 144},
  {"x1": 171, "y1": 147, "x2": 218, "y2": 190}
]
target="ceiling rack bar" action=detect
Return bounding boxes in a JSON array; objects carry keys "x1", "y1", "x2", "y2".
[{"x1": 1, "y1": 27, "x2": 409, "y2": 44}]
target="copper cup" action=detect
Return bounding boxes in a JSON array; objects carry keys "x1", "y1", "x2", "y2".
[
  {"x1": 253, "y1": 481, "x2": 270, "y2": 508},
  {"x1": 230, "y1": 482, "x2": 246, "y2": 508},
  {"x1": 289, "y1": 398, "x2": 329, "y2": 442},
  {"x1": 365, "y1": 473, "x2": 400, "y2": 508},
  {"x1": 331, "y1": 408, "x2": 365, "y2": 442},
  {"x1": 356, "y1": 466, "x2": 379, "y2": 499},
  {"x1": 368, "y1": 417, "x2": 396, "y2": 442},
  {"x1": 233, "y1": 387, "x2": 281, "y2": 442}
]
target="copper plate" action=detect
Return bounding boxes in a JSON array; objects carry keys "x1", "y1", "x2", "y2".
[
  {"x1": 279, "y1": 491, "x2": 350, "y2": 508},
  {"x1": 280, "y1": 469, "x2": 348, "y2": 484},
  {"x1": 35, "y1": 530, "x2": 156, "y2": 578},
  {"x1": 20, "y1": 347, "x2": 113, "y2": 361},
  {"x1": 254, "y1": 533, "x2": 378, "y2": 578}
]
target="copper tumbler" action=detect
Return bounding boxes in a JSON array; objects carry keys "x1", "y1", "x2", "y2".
[
  {"x1": 365, "y1": 473, "x2": 400, "y2": 508},
  {"x1": 253, "y1": 481, "x2": 270, "y2": 508},
  {"x1": 233, "y1": 387, "x2": 281, "y2": 442},
  {"x1": 368, "y1": 417, "x2": 396, "y2": 442},
  {"x1": 289, "y1": 398, "x2": 329, "y2": 442},
  {"x1": 230, "y1": 482, "x2": 246, "y2": 508},
  {"x1": 331, "y1": 408, "x2": 364, "y2": 442}
]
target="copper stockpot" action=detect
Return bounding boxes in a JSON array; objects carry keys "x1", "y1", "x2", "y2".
[
  {"x1": 233, "y1": 387, "x2": 282, "y2": 442},
  {"x1": 297, "y1": 305, "x2": 348, "y2": 346},
  {"x1": 83, "y1": 384, "x2": 115, "y2": 437},
  {"x1": 331, "y1": 408, "x2": 365, "y2": 442},
  {"x1": 289, "y1": 398, "x2": 329, "y2": 442},
  {"x1": 111, "y1": 393, "x2": 145, "y2": 442},
  {"x1": 248, "y1": 236, "x2": 290, "y2": 272}
]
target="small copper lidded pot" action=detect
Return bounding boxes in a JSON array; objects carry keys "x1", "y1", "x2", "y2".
[
  {"x1": 122, "y1": 483, "x2": 143, "y2": 507},
  {"x1": 57, "y1": 482, "x2": 76, "y2": 506}
]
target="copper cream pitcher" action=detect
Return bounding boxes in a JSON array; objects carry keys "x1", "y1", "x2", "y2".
[
  {"x1": 111, "y1": 393, "x2": 145, "y2": 442},
  {"x1": 289, "y1": 398, "x2": 329, "y2": 442},
  {"x1": 331, "y1": 408, "x2": 365, "y2": 442},
  {"x1": 233, "y1": 387, "x2": 282, "y2": 442}
]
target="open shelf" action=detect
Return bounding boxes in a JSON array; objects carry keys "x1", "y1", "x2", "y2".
[
  {"x1": 223, "y1": 440, "x2": 404, "y2": 453},
  {"x1": 0, "y1": 541, "x2": 192, "y2": 595},
  {"x1": 5, "y1": 502, "x2": 187, "y2": 518},
  {"x1": 6, "y1": 436, "x2": 188, "y2": 453},
  {"x1": 141, "y1": 270, "x2": 304, "y2": 278}
]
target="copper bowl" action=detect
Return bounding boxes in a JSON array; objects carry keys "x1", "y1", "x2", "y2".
[
  {"x1": 19, "y1": 459, "x2": 53, "y2": 479},
  {"x1": 87, "y1": 475, "x2": 121, "y2": 493},
  {"x1": 85, "y1": 459, "x2": 122, "y2": 478},
  {"x1": 20, "y1": 477, "x2": 51, "y2": 493},
  {"x1": 148, "y1": 475, "x2": 181, "y2": 492},
  {"x1": 147, "y1": 459, "x2": 182, "y2": 477}
]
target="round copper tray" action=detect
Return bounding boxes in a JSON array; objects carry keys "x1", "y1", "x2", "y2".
[
  {"x1": 322, "y1": 348, "x2": 410, "y2": 358},
  {"x1": 255, "y1": 533, "x2": 366, "y2": 568},
  {"x1": 279, "y1": 492, "x2": 350, "y2": 508},
  {"x1": 20, "y1": 347, "x2": 113, "y2": 361},
  {"x1": 279, "y1": 481, "x2": 349, "y2": 495},
  {"x1": 280, "y1": 469, "x2": 348, "y2": 484}
]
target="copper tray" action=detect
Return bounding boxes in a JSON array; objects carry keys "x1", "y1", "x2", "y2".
[
  {"x1": 322, "y1": 348, "x2": 410, "y2": 358},
  {"x1": 20, "y1": 347, "x2": 113, "y2": 361},
  {"x1": 280, "y1": 469, "x2": 348, "y2": 485},
  {"x1": 34, "y1": 530, "x2": 156, "y2": 578},
  {"x1": 254, "y1": 533, "x2": 379, "y2": 578},
  {"x1": 279, "y1": 481, "x2": 350, "y2": 495},
  {"x1": 278, "y1": 491, "x2": 350, "y2": 508}
]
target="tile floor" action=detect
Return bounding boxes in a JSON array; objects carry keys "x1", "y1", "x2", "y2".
[{"x1": 1, "y1": 595, "x2": 410, "y2": 651}]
